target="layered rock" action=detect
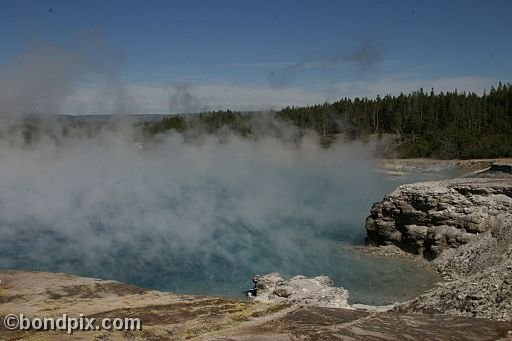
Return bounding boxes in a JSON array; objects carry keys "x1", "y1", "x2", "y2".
[
  {"x1": 366, "y1": 177, "x2": 512, "y2": 259},
  {"x1": 396, "y1": 215, "x2": 512, "y2": 320},
  {"x1": 365, "y1": 167, "x2": 512, "y2": 321},
  {"x1": 247, "y1": 272, "x2": 351, "y2": 309}
]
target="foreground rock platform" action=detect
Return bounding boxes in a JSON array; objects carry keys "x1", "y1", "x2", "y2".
[{"x1": 0, "y1": 270, "x2": 511, "y2": 340}]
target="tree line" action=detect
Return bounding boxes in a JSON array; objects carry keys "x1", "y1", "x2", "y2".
[{"x1": 145, "y1": 82, "x2": 512, "y2": 159}]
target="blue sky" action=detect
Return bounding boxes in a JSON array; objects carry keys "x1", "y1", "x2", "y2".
[{"x1": 1, "y1": 0, "x2": 511, "y2": 114}]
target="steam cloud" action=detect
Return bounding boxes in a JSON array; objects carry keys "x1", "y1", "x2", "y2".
[
  {"x1": 0, "y1": 37, "x2": 436, "y2": 304},
  {"x1": 0, "y1": 44, "x2": 87, "y2": 115},
  {"x1": 0, "y1": 37, "x2": 137, "y2": 116},
  {"x1": 0, "y1": 123, "x2": 439, "y2": 303},
  {"x1": 270, "y1": 41, "x2": 383, "y2": 88},
  {"x1": 168, "y1": 84, "x2": 210, "y2": 114}
]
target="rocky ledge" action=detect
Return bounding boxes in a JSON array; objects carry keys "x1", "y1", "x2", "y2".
[
  {"x1": 365, "y1": 165, "x2": 512, "y2": 321},
  {"x1": 366, "y1": 177, "x2": 512, "y2": 259}
]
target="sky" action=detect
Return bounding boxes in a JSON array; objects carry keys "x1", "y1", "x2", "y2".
[{"x1": 0, "y1": 0, "x2": 511, "y2": 114}]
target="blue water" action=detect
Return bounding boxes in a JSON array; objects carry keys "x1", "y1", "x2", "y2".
[{"x1": 0, "y1": 140, "x2": 453, "y2": 305}]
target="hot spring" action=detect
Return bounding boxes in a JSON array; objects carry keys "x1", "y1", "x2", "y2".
[{"x1": 0, "y1": 131, "x2": 449, "y2": 305}]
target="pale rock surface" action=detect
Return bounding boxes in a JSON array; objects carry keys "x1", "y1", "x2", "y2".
[
  {"x1": 366, "y1": 177, "x2": 512, "y2": 259},
  {"x1": 3, "y1": 270, "x2": 510, "y2": 340},
  {"x1": 247, "y1": 272, "x2": 351, "y2": 309}
]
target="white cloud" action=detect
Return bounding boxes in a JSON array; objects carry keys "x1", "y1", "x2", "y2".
[
  {"x1": 61, "y1": 82, "x2": 330, "y2": 115},
  {"x1": 60, "y1": 75, "x2": 496, "y2": 115}
]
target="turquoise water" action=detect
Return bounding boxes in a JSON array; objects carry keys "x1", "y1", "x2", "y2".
[
  {"x1": 2, "y1": 218, "x2": 440, "y2": 305},
  {"x1": 0, "y1": 139, "x2": 450, "y2": 305}
]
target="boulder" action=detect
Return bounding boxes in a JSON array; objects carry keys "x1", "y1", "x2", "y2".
[{"x1": 247, "y1": 273, "x2": 351, "y2": 309}]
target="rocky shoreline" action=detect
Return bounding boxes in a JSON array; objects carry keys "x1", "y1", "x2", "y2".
[
  {"x1": 376, "y1": 158, "x2": 512, "y2": 177},
  {"x1": 1, "y1": 269, "x2": 511, "y2": 340},
  {"x1": 365, "y1": 163, "x2": 512, "y2": 321}
]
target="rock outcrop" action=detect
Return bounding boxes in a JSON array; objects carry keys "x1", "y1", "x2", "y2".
[
  {"x1": 395, "y1": 215, "x2": 512, "y2": 320},
  {"x1": 366, "y1": 177, "x2": 512, "y2": 259},
  {"x1": 247, "y1": 273, "x2": 350, "y2": 309},
  {"x1": 365, "y1": 167, "x2": 512, "y2": 321}
]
